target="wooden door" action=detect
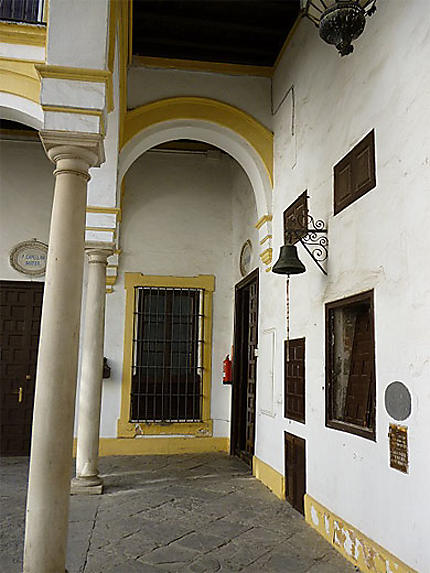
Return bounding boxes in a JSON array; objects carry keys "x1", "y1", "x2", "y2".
[
  {"x1": 284, "y1": 432, "x2": 306, "y2": 514},
  {"x1": 231, "y1": 269, "x2": 259, "y2": 464},
  {"x1": 0, "y1": 281, "x2": 43, "y2": 456}
]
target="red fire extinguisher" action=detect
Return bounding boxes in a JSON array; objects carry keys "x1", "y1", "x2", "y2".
[{"x1": 223, "y1": 355, "x2": 232, "y2": 385}]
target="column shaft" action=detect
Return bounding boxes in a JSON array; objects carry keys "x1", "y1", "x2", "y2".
[
  {"x1": 72, "y1": 245, "x2": 112, "y2": 494},
  {"x1": 23, "y1": 146, "x2": 99, "y2": 573}
]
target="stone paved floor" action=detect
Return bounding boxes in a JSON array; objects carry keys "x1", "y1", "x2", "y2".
[{"x1": 1, "y1": 453, "x2": 356, "y2": 573}]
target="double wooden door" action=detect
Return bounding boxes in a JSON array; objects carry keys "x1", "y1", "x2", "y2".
[
  {"x1": 230, "y1": 269, "x2": 259, "y2": 465},
  {"x1": 0, "y1": 281, "x2": 43, "y2": 456}
]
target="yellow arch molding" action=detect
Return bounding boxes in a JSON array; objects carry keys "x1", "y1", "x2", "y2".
[
  {"x1": 123, "y1": 97, "x2": 273, "y2": 184},
  {"x1": 0, "y1": 58, "x2": 41, "y2": 104}
]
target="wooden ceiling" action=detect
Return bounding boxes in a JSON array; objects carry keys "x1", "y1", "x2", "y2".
[{"x1": 132, "y1": 1, "x2": 301, "y2": 68}]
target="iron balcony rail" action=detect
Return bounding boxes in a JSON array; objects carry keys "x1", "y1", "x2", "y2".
[{"x1": 0, "y1": 0, "x2": 45, "y2": 24}]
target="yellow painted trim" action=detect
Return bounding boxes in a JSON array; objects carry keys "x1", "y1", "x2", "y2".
[
  {"x1": 131, "y1": 55, "x2": 273, "y2": 78},
  {"x1": 259, "y1": 234, "x2": 272, "y2": 245},
  {"x1": 73, "y1": 436, "x2": 229, "y2": 457},
  {"x1": 0, "y1": 57, "x2": 41, "y2": 104},
  {"x1": 106, "y1": 0, "x2": 119, "y2": 112},
  {"x1": 305, "y1": 495, "x2": 416, "y2": 573},
  {"x1": 35, "y1": 64, "x2": 110, "y2": 83},
  {"x1": 0, "y1": 21, "x2": 46, "y2": 47},
  {"x1": 42, "y1": 105, "x2": 103, "y2": 116},
  {"x1": 123, "y1": 97, "x2": 274, "y2": 185},
  {"x1": 255, "y1": 214, "x2": 273, "y2": 230},
  {"x1": 252, "y1": 456, "x2": 285, "y2": 500},
  {"x1": 86, "y1": 206, "x2": 121, "y2": 215},
  {"x1": 128, "y1": 0, "x2": 133, "y2": 65},
  {"x1": 85, "y1": 226, "x2": 116, "y2": 234},
  {"x1": 260, "y1": 248, "x2": 273, "y2": 265},
  {"x1": 265, "y1": 267, "x2": 272, "y2": 272},
  {"x1": 119, "y1": 0, "x2": 129, "y2": 147},
  {"x1": 118, "y1": 273, "x2": 215, "y2": 439},
  {"x1": 273, "y1": 14, "x2": 304, "y2": 71}
]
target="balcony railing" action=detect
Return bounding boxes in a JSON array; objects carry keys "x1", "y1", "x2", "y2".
[{"x1": 0, "y1": 0, "x2": 45, "y2": 24}]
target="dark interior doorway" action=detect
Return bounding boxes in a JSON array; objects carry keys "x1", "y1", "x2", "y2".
[
  {"x1": 284, "y1": 431, "x2": 306, "y2": 514},
  {"x1": 0, "y1": 281, "x2": 43, "y2": 456},
  {"x1": 230, "y1": 269, "x2": 259, "y2": 465}
]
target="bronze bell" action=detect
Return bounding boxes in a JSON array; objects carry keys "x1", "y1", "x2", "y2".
[{"x1": 272, "y1": 245, "x2": 306, "y2": 275}]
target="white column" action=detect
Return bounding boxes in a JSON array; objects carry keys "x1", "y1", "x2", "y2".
[
  {"x1": 23, "y1": 132, "x2": 104, "y2": 573},
  {"x1": 71, "y1": 243, "x2": 113, "y2": 495}
]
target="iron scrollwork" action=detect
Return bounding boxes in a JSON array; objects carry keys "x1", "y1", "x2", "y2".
[{"x1": 286, "y1": 213, "x2": 328, "y2": 275}]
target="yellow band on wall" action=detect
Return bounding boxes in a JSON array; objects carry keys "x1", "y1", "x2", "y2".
[
  {"x1": 122, "y1": 97, "x2": 273, "y2": 185},
  {"x1": 305, "y1": 495, "x2": 416, "y2": 573}
]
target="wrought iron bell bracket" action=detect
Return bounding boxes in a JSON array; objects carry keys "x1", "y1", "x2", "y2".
[{"x1": 286, "y1": 213, "x2": 328, "y2": 276}]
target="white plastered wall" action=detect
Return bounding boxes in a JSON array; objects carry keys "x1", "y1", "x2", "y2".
[
  {"x1": 128, "y1": 66, "x2": 272, "y2": 130},
  {"x1": 100, "y1": 150, "x2": 259, "y2": 439},
  {"x1": 255, "y1": 1, "x2": 430, "y2": 570},
  {"x1": 0, "y1": 139, "x2": 53, "y2": 281}
]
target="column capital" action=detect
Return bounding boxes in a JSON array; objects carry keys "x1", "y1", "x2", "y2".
[
  {"x1": 85, "y1": 241, "x2": 115, "y2": 264},
  {"x1": 39, "y1": 130, "x2": 105, "y2": 168}
]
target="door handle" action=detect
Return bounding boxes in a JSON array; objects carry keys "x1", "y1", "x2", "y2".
[{"x1": 13, "y1": 387, "x2": 23, "y2": 403}]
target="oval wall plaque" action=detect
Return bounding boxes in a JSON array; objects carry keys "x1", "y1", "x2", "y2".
[
  {"x1": 10, "y1": 239, "x2": 48, "y2": 277},
  {"x1": 239, "y1": 240, "x2": 252, "y2": 277},
  {"x1": 384, "y1": 381, "x2": 411, "y2": 421}
]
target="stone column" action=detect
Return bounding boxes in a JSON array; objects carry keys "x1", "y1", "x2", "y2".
[
  {"x1": 23, "y1": 132, "x2": 104, "y2": 573},
  {"x1": 71, "y1": 243, "x2": 114, "y2": 495}
]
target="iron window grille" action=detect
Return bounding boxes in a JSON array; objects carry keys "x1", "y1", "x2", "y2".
[
  {"x1": 0, "y1": 0, "x2": 45, "y2": 24},
  {"x1": 130, "y1": 286, "x2": 204, "y2": 423}
]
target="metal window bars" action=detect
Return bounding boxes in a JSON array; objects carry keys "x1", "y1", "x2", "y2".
[
  {"x1": 130, "y1": 286, "x2": 204, "y2": 423},
  {"x1": 0, "y1": 0, "x2": 45, "y2": 24}
]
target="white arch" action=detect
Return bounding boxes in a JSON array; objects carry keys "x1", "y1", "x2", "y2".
[
  {"x1": 0, "y1": 93, "x2": 43, "y2": 130},
  {"x1": 119, "y1": 119, "x2": 272, "y2": 220}
]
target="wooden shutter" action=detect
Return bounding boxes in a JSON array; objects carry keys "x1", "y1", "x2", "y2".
[
  {"x1": 283, "y1": 192, "x2": 308, "y2": 245},
  {"x1": 284, "y1": 338, "x2": 305, "y2": 423},
  {"x1": 344, "y1": 305, "x2": 374, "y2": 427},
  {"x1": 284, "y1": 432, "x2": 306, "y2": 515},
  {"x1": 334, "y1": 130, "x2": 376, "y2": 215}
]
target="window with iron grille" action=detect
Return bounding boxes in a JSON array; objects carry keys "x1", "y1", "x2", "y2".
[
  {"x1": 325, "y1": 290, "x2": 376, "y2": 440},
  {"x1": 0, "y1": 0, "x2": 45, "y2": 24},
  {"x1": 130, "y1": 287, "x2": 204, "y2": 423}
]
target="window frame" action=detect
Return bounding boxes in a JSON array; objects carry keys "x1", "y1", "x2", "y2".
[
  {"x1": 118, "y1": 273, "x2": 215, "y2": 438},
  {"x1": 325, "y1": 290, "x2": 376, "y2": 441},
  {"x1": 333, "y1": 130, "x2": 376, "y2": 216}
]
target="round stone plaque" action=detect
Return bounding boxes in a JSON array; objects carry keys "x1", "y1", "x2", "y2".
[
  {"x1": 10, "y1": 239, "x2": 48, "y2": 277},
  {"x1": 239, "y1": 240, "x2": 252, "y2": 277},
  {"x1": 384, "y1": 381, "x2": 411, "y2": 421}
]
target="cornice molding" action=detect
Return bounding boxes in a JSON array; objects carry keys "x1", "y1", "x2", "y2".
[
  {"x1": 0, "y1": 21, "x2": 46, "y2": 47},
  {"x1": 35, "y1": 64, "x2": 111, "y2": 84}
]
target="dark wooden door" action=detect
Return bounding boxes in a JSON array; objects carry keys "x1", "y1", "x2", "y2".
[
  {"x1": 0, "y1": 281, "x2": 43, "y2": 456},
  {"x1": 231, "y1": 269, "x2": 259, "y2": 465},
  {"x1": 284, "y1": 432, "x2": 306, "y2": 514}
]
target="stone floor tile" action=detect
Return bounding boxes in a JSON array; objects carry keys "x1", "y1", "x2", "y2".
[{"x1": 0, "y1": 454, "x2": 356, "y2": 573}]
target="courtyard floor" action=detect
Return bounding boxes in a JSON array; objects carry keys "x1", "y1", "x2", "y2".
[{"x1": 1, "y1": 453, "x2": 355, "y2": 573}]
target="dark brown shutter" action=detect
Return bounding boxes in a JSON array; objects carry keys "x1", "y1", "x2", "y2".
[
  {"x1": 283, "y1": 192, "x2": 308, "y2": 245},
  {"x1": 284, "y1": 432, "x2": 306, "y2": 515},
  {"x1": 284, "y1": 338, "x2": 305, "y2": 423},
  {"x1": 344, "y1": 306, "x2": 374, "y2": 427},
  {"x1": 334, "y1": 130, "x2": 376, "y2": 215}
]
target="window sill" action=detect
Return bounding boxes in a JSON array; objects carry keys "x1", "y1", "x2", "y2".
[
  {"x1": 326, "y1": 419, "x2": 376, "y2": 441},
  {"x1": 117, "y1": 419, "x2": 213, "y2": 438}
]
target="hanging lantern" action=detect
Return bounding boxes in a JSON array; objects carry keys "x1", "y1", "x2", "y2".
[{"x1": 304, "y1": 0, "x2": 377, "y2": 56}]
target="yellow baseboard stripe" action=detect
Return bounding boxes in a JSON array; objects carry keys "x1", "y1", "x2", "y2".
[
  {"x1": 73, "y1": 437, "x2": 229, "y2": 457},
  {"x1": 304, "y1": 495, "x2": 416, "y2": 573},
  {"x1": 252, "y1": 456, "x2": 285, "y2": 500}
]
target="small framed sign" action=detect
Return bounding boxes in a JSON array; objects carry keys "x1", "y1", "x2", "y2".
[{"x1": 10, "y1": 239, "x2": 48, "y2": 276}]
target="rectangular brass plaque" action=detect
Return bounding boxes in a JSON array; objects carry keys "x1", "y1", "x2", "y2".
[{"x1": 388, "y1": 424, "x2": 408, "y2": 473}]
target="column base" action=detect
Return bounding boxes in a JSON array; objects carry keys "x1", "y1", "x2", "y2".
[{"x1": 70, "y1": 475, "x2": 103, "y2": 495}]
